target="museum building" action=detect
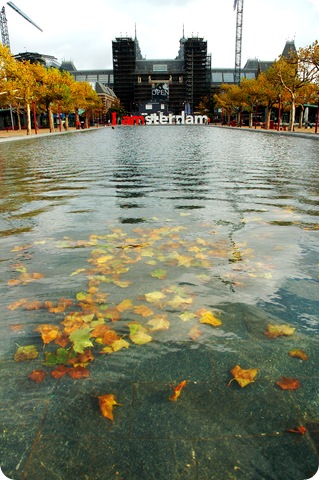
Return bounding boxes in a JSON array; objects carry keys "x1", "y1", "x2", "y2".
[{"x1": 60, "y1": 34, "x2": 296, "y2": 116}]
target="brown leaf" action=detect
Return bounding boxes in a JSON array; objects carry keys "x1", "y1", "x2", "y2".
[
  {"x1": 51, "y1": 365, "x2": 73, "y2": 378},
  {"x1": 68, "y1": 366, "x2": 90, "y2": 379},
  {"x1": 28, "y1": 370, "x2": 46, "y2": 383},
  {"x1": 98, "y1": 394, "x2": 122, "y2": 421},
  {"x1": 276, "y1": 376, "x2": 301, "y2": 390}
]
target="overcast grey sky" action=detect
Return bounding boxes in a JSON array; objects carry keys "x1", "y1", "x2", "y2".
[{"x1": 4, "y1": 0, "x2": 319, "y2": 70}]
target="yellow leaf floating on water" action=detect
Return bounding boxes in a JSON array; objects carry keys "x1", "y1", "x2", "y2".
[
  {"x1": 147, "y1": 315, "x2": 170, "y2": 332},
  {"x1": 228, "y1": 365, "x2": 258, "y2": 388},
  {"x1": 134, "y1": 305, "x2": 154, "y2": 317},
  {"x1": 34, "y1": 324, "x2": 60, "y2": 344},
  {"x1": 179, "y1": 312, "x2": 196, "y2": 322},
  {"x1": 167, "y1": 295, "x2": 193, "y2": 310},
  {"x1": 144, "y1": 291, "x2": 166, "y2": 304},
  {"x1": 289, "y1": 350, "x2": 308, "y2": 361},
  {"x1": 14, "y1": 345, "x2": 38, "y2": 362},
  {"x1": 264, "y1": 324, "x2": 295, "y2": 338},
  {"x1": 116, "y1": 298, "x2": 134, "y2": 312},
  {"x1": 199, "y1": 310, "x2": 222, "y2": 327},
  {"x1": 169, "y1": 380, "x2": 187, "y2": 401},
  {"x1": 100, "y1": 338, "x2": 130, "y2": 354},
  {"x1": 127, "y1": 322, "x2": 152, "y2": 345},
  {"x1": 98, "y1": 394, "x2": 122, "y2": 421}
]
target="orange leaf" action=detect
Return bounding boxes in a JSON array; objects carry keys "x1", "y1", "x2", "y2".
[
  {"x1": 34, "y1": 324, "x2": 60, "y2": 344},
  {"x1": 51, "y1": 365, "x2": 72, "y2": 378},
  {"x1": 28, "y1": 370, "x2": 46, "y2": 383},
  {"x1": 91, "y1": 324, "x2": 110, "y2": 338},
  {"x1": 276, "y1": 377, "x2": 301, "y2": 390},
  {"x1": 169, "y1": 380, "x2": 187, "y2": 401},
  {"x1": 134, "y1": 305, "x2": 154, "y2": 317},
  {"x1": 228, "y1": 365, "x2": 258, "y2": 388},
  {"x1": 98, "y1": 394, "x2": 122, "y2": 421},
  {"x1": 68, "y1": 366, "x2": 90, "y2": 379},
  {"x1": 289, "y1": 350, "x2": 308, "y2": 361},
  {"x1": 116, "y1": 299, "x2": 134, "y2": 312},
  {"x1": 102, "y1": 330, "x2": 120, "y2": 345},
  {"x1": 287, "y1": 426, "x2": 307, "y2": 435}
]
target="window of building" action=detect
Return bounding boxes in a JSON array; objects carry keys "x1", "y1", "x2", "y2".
[
  {"x1": 212, "y1": 73, "x2": 223, "y2": 83},
  {"x1": 145, "y1": 104, "x2": 153, "y2": 110},
  {"x1": 153, "y1": 64, "x2": 168, "y2": 72},
  {"x1": 109, "y1": 75, "x2": 114, "y2": 83},
  {"x1": 87, "y1": 75, "x2": 97, "y2": 82},
  {"x1": 223, "y1": 73, "x2": 234, "y2": 82},
  {"x1": 75, "y1": 75, "x2": 86, "y2": 82},
  {"x1": 98, "y1": 75, "x2": 109, "y2": 82}
]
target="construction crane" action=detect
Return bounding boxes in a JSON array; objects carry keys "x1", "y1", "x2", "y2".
[
  {"x1": 233, "y1": 0, "x2": 244, "y2": 85},
  {"x1": 0, "y1": 1, "x2": 42, "y2": 51}
]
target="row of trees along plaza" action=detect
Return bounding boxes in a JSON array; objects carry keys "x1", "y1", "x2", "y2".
[
  {"x1": 0, "y1": 45, "x2": 110, "y2": 134},
  {"x1": 199, "y1": 41, "x2": 319, "y2": 132},
  {"x1": 2, "y1": 41, "x2": 319, "y2": 134}
]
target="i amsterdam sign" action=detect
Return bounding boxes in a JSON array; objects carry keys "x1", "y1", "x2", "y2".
[{"x1": 111, "y1": 111, "x2": 209, "y2": 126}]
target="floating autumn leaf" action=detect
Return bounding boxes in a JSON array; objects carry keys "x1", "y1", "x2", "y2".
[
  {"x1": 228, "y1": 365, "x2": 258, "y2": 388},
  {"x1": 44, "y1": 348, "x2": 76, "y2": 366},
  {"x1": 46, "y1": 298, "x2": 73, "y2": 313},
  {"x1": 101, "y1": 330, "x2": 120, "y2": 346},
  {"x1": 276, "y1": 376, "x2": 301, "y2": 390},
  {"x1": 51, "y1": 364, "x2": 90, "y2": 379},
  {"x1": 144, "y1": 291, "x2": 166, "y2": 304},
  {"x1": 71, "y1": 350, "x2": 95, "y2": 367},
  {"x1": 188, "y1": 324, "x2": 204, "y2": 341},
  {"x1": 116, "y1": 298, "x2": 134, "y2": 312},
  {"x1": 198, "y1": 310, "x2": 222, "y2": 327},
  {"x1": 169, "y1": 380, "x2": 187, "y2": 401},
  {"x1": 147, "y1": 315, "x2": 170, "y2": 332},
  {"x1": 127, "y1": 322, "x2": 152, "y2": 345},
  {"x1": 287, "y1": 426, "x2": 307, "y2": 435},
  {"x1": 7, "y1": 298, "x2": 28, "y2": 310},
  {"x1": 68, "y1": 366, "x2": 90, "y2": 379},
  {"x1": 91, "y1": 324, "x2": 110, "y2": 338},
  {"x1": 14, "y1": 345, "x2": 38, "y2": 362},
  {"x1": 134, "y1": 305, "x2": 154, "y2": 317},
  {"x1": 34, "y1": 324, "x2": 60, "y2": 344},
  {"x1": 28, "y1": 370, "x2": 46, "y2": 383},
  {"x1": 179, "y1": 312, "x2": 196, "y2": 322},
  {"x1": 103, "y1": 307, "x2": 121, "y2": 322},
  {"x1": 69, "y1": 327, "x2": 93, "y2": 353},
  {"x1": 100, "y1": 338, "x2": 130, "y2": 354},
  {"x1": 150, "y1": 269, "x2": 167, "y2": 279},
  {"x1": 98, "y1": 394, "x2": 122, "y2": 421},
  {"x1": 289, "y1": 350, "x2": 308, "y2": 361},
  {"x1": 51, "y1": 365, "x2": 72, "y2": 378},
  {"x1": 166, "y1": 295, "x2": 193, "y2": 310},
  {"x1": 8, "y1": 271, "x2": 44, "y2": 286},
  {"x1": 264, "y1": 324, "x2": 295, "y2": 338}
]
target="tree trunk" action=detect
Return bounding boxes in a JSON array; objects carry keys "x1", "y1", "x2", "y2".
[
  {"x1": 47, "y1": 104, "x2": 55, "y2": 132},
  {"x1": 249, "y1": 112, "x2": 253, "y2": 128},
  {"x1": 299, "y1": 106, "x2": 304, "y2": 128},
  {"x1": 289, "y1": 97, "x2": 296, "y2": 131},
  {"x1": 265, "y1": 108, "x2": 272, "y2": 129},
  {"x1": 75, "y1": 108, "x2": 80, "y2": 129},
  {"x1": 26, "y1": 103, "x2": 32, "y2": 135}
]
